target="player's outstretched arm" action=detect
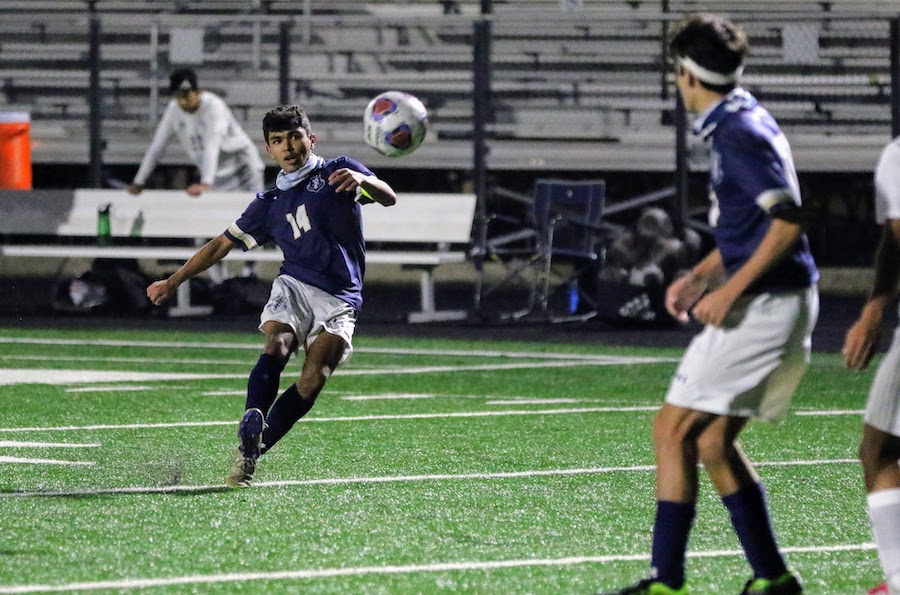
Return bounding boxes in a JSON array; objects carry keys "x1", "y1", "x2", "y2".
[
  {"x1": 844, "y1": 220, "x2": 900, "y2": 369},
  {"x1": 328, "y1": 168, "x2": 397, "y2": 206},
  {"x1": 146, "y1": 234, "x2": 235, "y2": 305}
]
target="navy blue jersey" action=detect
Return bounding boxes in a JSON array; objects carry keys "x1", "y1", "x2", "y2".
[
  {"x1": 223, "y1": 156, "x2": 373, "y2": 310},
  {"x1": 694, "y1": 89, "x2": 818, "y2": 293}
]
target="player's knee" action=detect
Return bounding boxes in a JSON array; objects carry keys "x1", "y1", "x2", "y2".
[
  {"x1": 263, "y1": 334, "x2": 296, "y2": 360},
  {"x1": 696, "y1": 431, "x2": 731, "y2": 466}
]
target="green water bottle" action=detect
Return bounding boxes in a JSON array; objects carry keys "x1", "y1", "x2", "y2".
[{"x1": 97, "y1": 203, "x2": 112, "y2": 246}]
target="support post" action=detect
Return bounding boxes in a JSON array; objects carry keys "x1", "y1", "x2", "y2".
[
  {"x1": 472, "y1": 4, "x2": 492, "y2": 313},
  {"x1": 88, "y1": 16, "x2": 103, "y2": 188}
]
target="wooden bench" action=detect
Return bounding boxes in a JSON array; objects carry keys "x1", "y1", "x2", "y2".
[{"x1": 0, "y1": 189, "x2": 477, "y2": 323}]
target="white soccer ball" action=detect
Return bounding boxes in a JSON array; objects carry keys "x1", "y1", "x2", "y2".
[{"x1": 363, "y1": 91, "x2": 429, "y2": 157}]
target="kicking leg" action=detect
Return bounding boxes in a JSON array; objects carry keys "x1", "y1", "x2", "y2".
[{"x1": 261, "y1": 330, "x2": 347, "y2": 454}]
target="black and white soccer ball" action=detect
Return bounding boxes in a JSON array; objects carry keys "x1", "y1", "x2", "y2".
[{"x1": 363, "y1": 91, "x2": 429, "y2": 157}]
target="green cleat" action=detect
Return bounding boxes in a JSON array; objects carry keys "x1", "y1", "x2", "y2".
[
  {"x1": 740, "y1": 572, "x2": 802, "y2": 595},
  {"x1": 597, "y1": 578, "x2": 689, "y2": 595}
]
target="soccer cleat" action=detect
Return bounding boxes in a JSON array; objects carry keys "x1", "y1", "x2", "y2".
[
  {"x1": 225, "y1": 451, "x2": 257, "y2": 488},
  {"x1": 224, "y1": 408, "x2": 265, "y2": 488},
  {"x1": 597, "y1": 578, "x2": 689, "y2": 595},
  {"x1": 867, "y1": 584, "x2": 888, "y2": 595},
  {"x1": 237, "y1": 407, "x2": 265, "y2": 459},
  {"x1": 740, "y1": 572, "x2": 802, "y2": 595}
]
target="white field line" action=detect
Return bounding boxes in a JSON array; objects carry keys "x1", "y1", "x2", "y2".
[
  {"x1": 0, "y1": 357, "x2": 674, "y2": 387},
  {"x1": 0, "y1": 441, "x2": 99, "y2": 448},
  {"x1": 65, "y1": 385, "x2": 157, "y2": 393},
  {"x1": 0, "y1": 456, "x2": 94, "y2": 467},
  {"x1": 487, "y1": 398, "x2": 583, "y2": 405},
  {"x1": 341, "y1": 393, "x2": 438, "y2": 401},
  {"x1": 0, "y1": 406, "x2": 661, "y2": 434},
  {"x1": 0, "y1": 355, "x2": 249, "y2": 366},
  {"x1": 0, "y1": 459, "x2": 859, "y2": 499},
  {"x1": 0, "y1": 543, "x2": 875, "y2": 593},
  {"x1": 0, "y1": 337, "x2": 674, "y2": 363},
  {"x1": 795, "y1": 410, "x2": 864, "y2": 416}
]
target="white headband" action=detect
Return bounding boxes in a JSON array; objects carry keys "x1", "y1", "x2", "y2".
[{"x1": 678, "y1": 56, "x2": 743, "y2": 85}]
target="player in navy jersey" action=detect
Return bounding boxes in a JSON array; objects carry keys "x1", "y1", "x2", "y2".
[
  {"x1": 600, "y1": 15, "x2": 817, "y2": 595},
  {"x1": 146, "y1": 105, "x2": 397, "y2": 488}
]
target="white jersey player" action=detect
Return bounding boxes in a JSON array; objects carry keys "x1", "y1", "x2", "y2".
[
  {"x1": 129, "y1": 68, "x2": 265, "y2": 197},
  {"x1": 843, "y1": 136, "x2": 900, "y2": 595}
]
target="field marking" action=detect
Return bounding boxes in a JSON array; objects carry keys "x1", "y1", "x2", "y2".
[
  {"x1": 0, "y1": 406, "x2": 661, "y2": 434},
  {"x1": 0, "y1": 337, "x2": 676, "y2": 363},
  {"x1": 487, "y1": 398, "x2": 583, "y2": 405},
  {"x1": 0, "y1": 458, "x2": 859, "y2": 499},
  {"x1": 341, "y1": 393, "x2": 439, "y2": 401},
  {"x1": 0, "y1": 456, "x2": 94, "y2": 467},
  {"x1": 0, "y1": 441, "x2": 99, "y2": 448},
  {"x1": 795, "y1": 410, "x2": 864, "y2": 416},
  {"x1": 0, "y1": 543, "x2": 875, "y2": 593}
]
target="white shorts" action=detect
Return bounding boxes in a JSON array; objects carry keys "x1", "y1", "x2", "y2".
[
  {"x1": 665, "y1": 285, "x2": 819, "y2": 422},
  {"x1": 865, "y1": 325, "x2": 900, "y2": 437},
  {"x1": 259, "y1": 275, "x2": 356, "y2": 365}
]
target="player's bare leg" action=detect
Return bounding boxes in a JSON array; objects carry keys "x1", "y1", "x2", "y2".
[{"x1": 860, "y1": 425, "x2": 900, "y2": 594}]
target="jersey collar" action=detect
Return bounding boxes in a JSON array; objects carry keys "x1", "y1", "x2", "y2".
[
  {"x1": 276, "y1": 154, "x2": 324, "y2": 190},
  {"x1": 692, "y1": 88, "x2": 757, "y2": 141}
]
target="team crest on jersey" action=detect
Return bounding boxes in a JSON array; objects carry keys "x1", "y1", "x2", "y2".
[
  {"x1": 307, "y1": 174, "x2": 325, "y2": 193},
  {"x1": 266, "y1": 292, "x2": 288, "y2": 313}
]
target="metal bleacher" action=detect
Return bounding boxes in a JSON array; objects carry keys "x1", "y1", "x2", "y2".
[{"x1": 0, "y1": 0, "x2": 896, "y2": 173}]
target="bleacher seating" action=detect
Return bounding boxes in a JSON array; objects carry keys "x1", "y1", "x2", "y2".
[{"x1": 0, "y1": 0, "x2": 895, "y2": 172}]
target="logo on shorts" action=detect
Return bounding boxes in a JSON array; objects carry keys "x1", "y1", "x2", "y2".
[
  {"x1": 307, "y1": 175, "x2": 325, "y2": 193},
  {"x1": 266, "y1": 293, "x2": 288, "y2": 313}
]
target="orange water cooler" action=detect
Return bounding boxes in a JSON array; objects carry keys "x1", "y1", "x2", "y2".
[{"x1": 0, "y1": 112, "x2": 32, "y2": 189}]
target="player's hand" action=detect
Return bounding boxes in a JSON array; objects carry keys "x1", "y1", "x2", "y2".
[
  {"x1": 127, "y1": 183, "x2": 143, "y2": 195},
  {"x1": 328, "y1": 168, "x2": 366, "y2": 193},
  {"x1": 186, "y1": 183, "x2": 210, "y2": 197},
  {"x1": 843, "y1": 312, "x2": 882, "y2": 370},
  {"x1": 665, "y1": 272, "x2": 706, "y2": 323},
  {"x1": 690, "y1": 287, "x2": 737, "y2": 327},
  {"x1": 146, "y1": 279, "x2": 176, "y2": 306}
]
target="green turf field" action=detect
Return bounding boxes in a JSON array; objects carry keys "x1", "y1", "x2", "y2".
[{"x1": 0, "y1": 327, "x2": 884, "y2": 594}]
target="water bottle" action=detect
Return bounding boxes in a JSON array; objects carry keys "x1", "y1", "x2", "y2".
[
  {"x1": 130, "y1": 209, "x2": 145, "y2": 238},
  {"x1": 97, "y1": 203, "x2": 112, "y2": 246},
  {"x1": 568, "y1": 281, "x2": 579, "y2": 314}
]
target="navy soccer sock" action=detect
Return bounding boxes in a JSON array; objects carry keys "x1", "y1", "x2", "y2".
[
  {"x1": 650, "y1": 500, "x2": 696, "y2": 588},
  {"x1": 260, "y1": 384, "x2": 314, "y2": 454},
  {"x1": 246, "y1": 353, "x2": 285, "y2": 415},
  {"x1": 722, "y1": 482, "x2": 788, "y2": 579}
]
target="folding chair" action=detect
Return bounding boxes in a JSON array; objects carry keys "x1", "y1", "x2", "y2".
[{"x1": 483, "y1": 178, "x2": 606, "y2": 322}]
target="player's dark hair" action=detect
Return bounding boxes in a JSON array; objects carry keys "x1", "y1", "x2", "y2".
[
  {"x1": 169, "y1": 67, "x2": 199, "y2": 94},
  {"x1": 262, "y1": 105, "x2": 313, "y2": 144},
  {"x1": 669, "y1": 13, "x2": 748, "y2": 94}
]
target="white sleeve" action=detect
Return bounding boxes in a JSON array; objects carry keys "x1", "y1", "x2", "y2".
[
  {"x1": 875, "y1": 139, "x2": 900, "y2": 224},
  {"x1": 198, "y1": 96, "x2": 231, "y2": 185},
  {"x1": 133, "y1": 101, "x2": 178, "y2": 186}
]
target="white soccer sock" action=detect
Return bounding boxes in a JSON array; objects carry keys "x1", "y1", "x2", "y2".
[{"x1": 869, "y1": 488, "x2": 900, "y2": 589}]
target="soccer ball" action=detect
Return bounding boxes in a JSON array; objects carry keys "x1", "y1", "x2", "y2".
[{"x1": 363, "y1": 91, "x2": 429, "y2": 157}]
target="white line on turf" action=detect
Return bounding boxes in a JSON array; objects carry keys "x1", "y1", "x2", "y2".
[
  {"x1": 0, "y1": 543, "x2": 875, "y2": 593},
  {"x1": 0, "y1": 406, "x2": 661, "y2": 433},
  {"x1": 795, "y1": 410, "x2": 864, "y2": 416},
  {"x1": 0, "y1": 458, "x2": 859, "y2": 498},
  {"x1": 0, "y1": 337, "x2": 675, "y2": 363},
  {"x1": 0, "y1": 441, "x2": 99, "y2": 448},
  {"x1": 0, "y1": 456, "x2": 94, "y2": 466}
]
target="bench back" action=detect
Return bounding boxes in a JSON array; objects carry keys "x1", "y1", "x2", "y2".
[{"x1": 0, "y1": 189, "x2": 476, "y2": 246}]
